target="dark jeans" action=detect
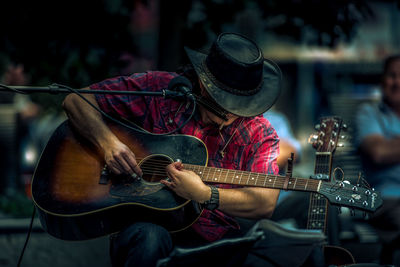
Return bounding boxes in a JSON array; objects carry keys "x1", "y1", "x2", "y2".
[
  {"x1": 110, "y1": 222, "x2": 211, "y2": 267},
  {"x1": 110, "y1": 220, "x2": 326, "y2": 267},
  {"x1": 110, "y1": 222, "x2": 172, "y2": 267},
  {"x1": 368, "y1": 198, "x2": 400, "y2": 265}
]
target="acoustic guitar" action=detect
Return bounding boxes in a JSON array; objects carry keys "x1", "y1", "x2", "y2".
[
  {"x1": 32, "y1": 120, "x2": 382, "y2": 241},
  {"x1": 307, "y1": 116, "x2": 355, "y2": 265}
]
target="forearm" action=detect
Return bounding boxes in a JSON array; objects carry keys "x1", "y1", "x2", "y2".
[
  {"x1": 375, "y1": 138, "x2": 400, "y2": 164},
  {"x1": 62, "y1": 92, "x2": 119, "y2": 150},
  {"x1": 218, "y1": 187, "x2": 280, "y2": 219},
  {"x1": 361, "y1": 135, "x2": 400, "y2": 165}
]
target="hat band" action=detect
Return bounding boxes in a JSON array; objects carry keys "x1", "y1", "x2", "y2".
[{"x1": 201, "y1": 61, "x2": 263, "y2": 96}]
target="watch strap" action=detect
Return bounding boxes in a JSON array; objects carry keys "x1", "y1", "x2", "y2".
[{"x1": 203, "y1": 185, "x2": 219, "y2": 210}]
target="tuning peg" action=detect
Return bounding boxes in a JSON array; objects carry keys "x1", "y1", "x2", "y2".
[
  {"x1": 321, "y1": 122, "x2": 327, "y2": 128},
  {"x1": 308, "y1": 134, "x2": 318, "y2": 143},
  {"x1": 314, "y1": 124, "x2": 320, "y2": 130},
  {"x1": 338, "y1": 143, "x2": 344, "y2": 147},
  {"x1": 340, "y1": 135, "x2": 346, "y2": 139},
  {"x1": 342, "y1": 123, "x2": 348, "y2": 129}
]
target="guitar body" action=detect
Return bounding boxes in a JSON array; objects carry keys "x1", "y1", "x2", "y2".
[{"x1": 32, "y1": 120, "x2": 207, "y2": 240}]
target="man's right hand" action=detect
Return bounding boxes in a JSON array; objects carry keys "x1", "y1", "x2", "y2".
[
  {"x1": 63, "y1": 93, "x2": 144, "y2": 177},
  {"x1": 103, "y1": 140, "x2": 143, "y2": 177}
]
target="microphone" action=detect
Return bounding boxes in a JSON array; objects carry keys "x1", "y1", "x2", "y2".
[{"x1": 167, "y1": 76, "x2": 195, "y2": 101}]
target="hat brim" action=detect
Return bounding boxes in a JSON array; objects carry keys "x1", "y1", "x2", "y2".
[{"x1": 184, "y1": 46, "x2": 282, "y2": 117}]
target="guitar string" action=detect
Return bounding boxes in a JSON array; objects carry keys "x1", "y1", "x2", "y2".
[
  {"x1": 110, "y1": 157, "x2": 320, "y2": 188},
  {"x1": 311, "y1": 154, "x2": 330, "y2": 228},
  {"x1": 109, "y1": 163, "x2": 360, "y2": 195},
  {"x1": 102, "y1": 155, "x2": 365, "y2": 196},
  {"x1": 310, "y1": 153, "x2": 326, "y2": 227}
]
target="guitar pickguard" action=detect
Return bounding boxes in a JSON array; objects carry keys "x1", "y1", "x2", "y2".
[{"x1": 110, "y1": 178, "x2": 164, "y2": 198}]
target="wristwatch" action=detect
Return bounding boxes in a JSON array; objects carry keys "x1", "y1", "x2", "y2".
[{"x1": 203, "y1": 185, "x2": 219, "y2": 210}]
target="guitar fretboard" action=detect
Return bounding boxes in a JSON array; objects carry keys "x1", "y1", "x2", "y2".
[
  {"x1": 307, "y1": 153, "x2": 331, "y2": 231},
  {"x1": 185, "y1": 164, "x2": 321, "y2": 192}
]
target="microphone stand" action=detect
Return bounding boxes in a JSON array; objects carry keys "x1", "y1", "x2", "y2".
[
  {"x1": 0, "y1": 84, "x2": 188, "y2": 99},
  {"x1": 0, "y1": 82, "x2": 197, "y2": 136}
]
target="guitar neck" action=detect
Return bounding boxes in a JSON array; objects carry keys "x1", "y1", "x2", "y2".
[
  {"x1": 185, "y1": 164, "x2": 321, "y2": 192},
  {"x1": 307, "y1": 152, "x2": 332, "y2": 231}
]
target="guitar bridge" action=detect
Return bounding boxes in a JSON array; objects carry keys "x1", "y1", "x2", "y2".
[{"x1": 99, "y1": 165, "x2": 110, "y2": 185}]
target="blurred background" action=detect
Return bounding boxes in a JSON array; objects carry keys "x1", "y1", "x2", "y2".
[{"x1": 0, "y1": 0, "x2": 399, "y2": 266}]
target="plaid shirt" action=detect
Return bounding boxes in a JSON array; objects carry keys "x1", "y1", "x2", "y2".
[{"x1": 91, "y1": 71, "x2": 279, "y2": 242}]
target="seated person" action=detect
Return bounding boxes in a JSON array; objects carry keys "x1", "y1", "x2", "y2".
[
  {"x1": 264, "y1": 108, "x2": 302, "y2": 174},
  {"x1": 354, "y1": 54, "x2": 400, "y2": 265}
]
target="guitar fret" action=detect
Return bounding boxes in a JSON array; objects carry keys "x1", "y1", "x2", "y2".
[
  {"x1": 203, "y1": 166, "x2": 208, "y2": 181},
  {"x1": 212, "y1": 168, "x2": 217, "y2": 182},
  {"x1": 187, "y1": 164, "x2": 321, "y2": 193},
  {"x1": 293, "y1": 178, "x2": 297, "y2": 189},
  {"x1": 233, "y1": 172, "x2": 239, "y2": 185}
]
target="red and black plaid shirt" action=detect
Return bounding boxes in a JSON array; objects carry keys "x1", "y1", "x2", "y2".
[{"x1": 91, "y1": 71, "x2": 279, "y2": 242}]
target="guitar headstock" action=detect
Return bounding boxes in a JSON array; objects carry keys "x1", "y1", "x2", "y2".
[
  {"x1": 318, "y1": 179, "x2": 383, "y2": 213},
  {"x1": 309, "y1": 116, "x2": 347, "y2": 153}
]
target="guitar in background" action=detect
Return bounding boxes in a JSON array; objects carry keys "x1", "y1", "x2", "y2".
[{"x1": 307, "y1": 116, "x2": 355, "y2": 265}]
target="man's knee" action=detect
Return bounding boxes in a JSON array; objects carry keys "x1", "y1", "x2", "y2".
[{"x1": 110, "y1": 222, "x2": 173, "y2": 266}]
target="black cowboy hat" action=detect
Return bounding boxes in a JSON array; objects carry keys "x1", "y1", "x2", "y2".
[{"x1": 184, "y1": 32, "x2": 282, "y2": 117}]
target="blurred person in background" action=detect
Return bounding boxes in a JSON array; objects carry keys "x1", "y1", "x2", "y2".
[
  {"x1": 355, "y1": 54, "x2": 400, "y2": 265},
  {"x1": 264, "y1": 108, "x2": 302, "y2": 175},
  {"x1": 0, "y1": 61, "x2": 40, "y2": 195},
  {"x1": 264, "y1": 108, "x2": 303, "y2": 214}
]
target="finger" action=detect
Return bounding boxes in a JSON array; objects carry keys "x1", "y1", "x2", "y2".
[
  {"x1": 111, "y1": 152, "x2": 134, "y2": 174},
  {"x1": 176, "y1": 161, "x2": 184, "y2": 171},
  {"x1": 166, "y1": 171, "x2": 178, "y2": 183},
  {"x1": 166, "y1": 162, "x2": 182, "y2": 175},
  {"x1": 173, "y1": 161, "x2": 184, "y2": 170},
  {"x1": 107, "y1": 160, "x2": 122, "y2": 175},
  {"x1": 122, "y1": 152, "x2": 143, "y2": 176},
  {"x1": 160, "y1": 179, "x2": 176, "y2": 189}
]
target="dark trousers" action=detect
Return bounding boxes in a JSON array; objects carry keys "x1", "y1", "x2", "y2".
[
  {"x1": 110, "y1": 222, "x2": 212, "y2": 267},
  {"x1": 368, "y1": 198, "x2": 400, "y2": 265},
  {"x1": 110, "y1": 222, "x2": 172, "y2": 267}
]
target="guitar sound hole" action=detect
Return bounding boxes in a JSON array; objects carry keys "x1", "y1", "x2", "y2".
[{"x1": 140, "y1": 155, "x2": 173, "y2": 183}]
